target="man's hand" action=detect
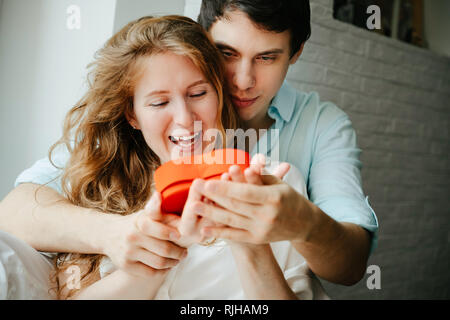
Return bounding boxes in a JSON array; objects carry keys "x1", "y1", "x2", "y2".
[
  {"x1": 188, "y1": 155, "x2": 314, "y2": 244},
  {"x1": 189, "y1": 156, "x2": 372, "y2": 286},
  {"x1": 103, "y1": 192, "x2": 188, "y2": 278}
]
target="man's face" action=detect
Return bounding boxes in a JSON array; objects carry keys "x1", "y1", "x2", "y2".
[{"x1": 209, "y1": 10, "x2": 301, "y2": 128}]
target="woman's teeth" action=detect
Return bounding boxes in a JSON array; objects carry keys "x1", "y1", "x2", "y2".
[{"x1": 169, "y1": 132, "x2": 201, "y2": 146}]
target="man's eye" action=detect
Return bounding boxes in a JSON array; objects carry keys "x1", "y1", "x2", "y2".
[
  {"x1": 221, "y1": 51, "x2": 234, "y2": 58},
  {"x1": 259, "y1": 55, "x2": 275, "y2": 61}
]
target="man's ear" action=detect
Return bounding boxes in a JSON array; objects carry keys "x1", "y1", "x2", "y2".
[
  {"x1": 289, "y1": 42, "x2": 305, "y2": 65},
  {"x1": 125, "y1": 111, "x2": 140, "y2": 130}
]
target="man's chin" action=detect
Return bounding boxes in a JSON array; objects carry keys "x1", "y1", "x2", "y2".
[{"x1": 238, "y1": 110, "x2": 257, "y2": 122}]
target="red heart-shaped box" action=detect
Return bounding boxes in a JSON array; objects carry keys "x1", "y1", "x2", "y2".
[{"x1": 154, "y1": 149, "x2": 250, "y2": 215}]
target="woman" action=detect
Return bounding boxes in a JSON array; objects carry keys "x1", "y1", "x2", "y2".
[{"x1": 3, "y1": 15, "x2": 327, "y2": 299}]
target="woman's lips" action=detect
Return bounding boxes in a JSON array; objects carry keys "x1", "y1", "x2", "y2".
[{"x1": 232, "y1": 96, "x2": 258, "y2": 109}]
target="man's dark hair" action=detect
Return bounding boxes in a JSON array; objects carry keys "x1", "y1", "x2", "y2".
[{"x1": 198, "y1": 0, "x2": 311, "y2": 57}]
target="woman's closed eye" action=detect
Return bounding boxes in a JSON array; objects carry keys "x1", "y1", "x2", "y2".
[
  {"x1": 147, "y1": 89, "x2": 208, "y2": 107},
  {"x1": 149, "y1": 100, "x2": 169, "y2": 107},
  {"x1": 190, "y1": 91, "x2": 207, "y2": 98}
]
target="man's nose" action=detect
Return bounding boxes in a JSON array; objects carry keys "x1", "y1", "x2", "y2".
[
  {"x1": 173, "y1": 98, "x2": 195, "y2": 128},
  {"x1": 232, "y1": 60, "x2": 256, "y2": 92}
]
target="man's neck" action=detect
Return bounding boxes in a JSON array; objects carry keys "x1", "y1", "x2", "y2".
[{"x1": 244, "y1": 113, "x2": 275, "y2": 135}]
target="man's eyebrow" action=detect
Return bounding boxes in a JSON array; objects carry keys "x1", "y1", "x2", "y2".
[
  {"x1": 258, "y1": 48, "x2": 284, "y2": 55},
  {"x1": 215, "y1": 42, "x2": 237, "y2": 52},
  {"x1": 215, "y1": 42, "x2": 284, "y2": 56}
]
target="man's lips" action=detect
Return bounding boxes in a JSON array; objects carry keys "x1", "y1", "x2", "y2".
[{"x1": 231, "y1": 96, "x2": 258, "y2": 109}]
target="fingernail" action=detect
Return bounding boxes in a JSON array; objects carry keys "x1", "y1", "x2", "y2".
[
  {"x1": 182, "y1": 251, "x2": 188, "y2": 259},
  {"x1": 205, "y1": 181, "x2": 217, "y2": 192},
  {"x1": 192, "y1": 179, "x2": 205, "y2": 192},
  {"x1": 202, "y1": 228, "x2": 212, "y2": 237}
]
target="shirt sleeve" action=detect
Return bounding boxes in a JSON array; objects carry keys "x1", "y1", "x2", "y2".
[
  {"x1": 308, "y1": 103, "x2": 379, "y2": 254},
  {"x1": 14, "y1": 147, "x2": 70, "y2": 195}
]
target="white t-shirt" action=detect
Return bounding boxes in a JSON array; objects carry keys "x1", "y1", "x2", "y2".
[{"x1": 100, "y1": 163, "x2": 329, "y2": 299}]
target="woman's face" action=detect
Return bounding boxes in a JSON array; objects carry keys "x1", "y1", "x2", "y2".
[{"x1": 131, "y1": 52, "x2": 219, "y2": 163}]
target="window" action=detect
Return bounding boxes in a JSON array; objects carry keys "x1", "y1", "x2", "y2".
[{"x1": 333, "y1": 0, "x2": 424, "y2": 48}]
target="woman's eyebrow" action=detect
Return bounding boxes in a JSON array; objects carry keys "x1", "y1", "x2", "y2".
[
  {"x1": 187, "y1": 80, "x2": 209, "y2": 88},
  {"x1": 145, "y1": 90, "x2": 169, "y2": 98},
  {"x1": 144, "y1": 80, "x2": 208, "y2": 98}
]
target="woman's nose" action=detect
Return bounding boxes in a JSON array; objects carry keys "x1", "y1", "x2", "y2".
[{"x1": 173, "y1": 98, "x2": 195, "y2": 128}]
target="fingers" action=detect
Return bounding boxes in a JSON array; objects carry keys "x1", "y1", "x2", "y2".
[
  {"x1": 192, "y1": 200, "x2": 251, "y2": 229},
  {"x1": 179, "y1": 179, "x2": 204, "y2": 236},
  {"x1": 125, "y1": 262, "x2": 169, "y2": 278},
  {"x1": 244, "y1": 167, "x2": 263, "y2": 185},
  {"x1": 229, "y1": 163, "x2": 263, "y2": 185},
  {"x1": 250, "y1": 154, "x2": 266, "y2": 175},
  {"x1": 221, "y1": 172, "x2": 231, "y2": 181},
  {"x1": 136, "y1": 213, "x2": 181, "y2": 242},
  {"x1": 144, "y1": 192, "x2": 163, "y2": 221},
  {"x1": 272, "y1": 162, "x2": 291, "y2": 180},
  {"x1": 192, "y1": 179, "x2": 269, "y2": 204},
  {"x1": 228, "y1": 165, "x2": 246, "y2": 183},
  {"x1": 201, "y1": 226, "x2": 252, "y2": 243},
  {"x1": 133, "y1": 248, "x2": 181, "y2": 269},
  {"x1": 259, "y1": 173, "x2": 284, "y2": 186},
  {"x1": 138, "y1": 236, "x2": 188, "y2": 260}
]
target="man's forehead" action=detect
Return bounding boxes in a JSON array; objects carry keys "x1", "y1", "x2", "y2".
[{"x1": 209, "y1": 11, "x2": 290, "y2": 55}]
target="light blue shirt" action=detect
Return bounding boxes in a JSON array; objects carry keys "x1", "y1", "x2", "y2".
[
  {"x1": 251, "y1": 81, "x2": 378, "y2": 253},
  {"x1": 15, "y1": 81, "x2": 378, "y2": 253}
]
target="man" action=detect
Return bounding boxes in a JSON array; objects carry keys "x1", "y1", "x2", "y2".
[
  {"x1": 183, "y1": 0, "x2": 378, "y2": 286},
  {"x1": 0, "y1": 0, "x2": 377, "y2": 291}
]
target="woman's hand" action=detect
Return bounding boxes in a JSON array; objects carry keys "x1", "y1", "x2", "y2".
[
  {"x1": 177, "y1": 184, "x2": 220, "y2": 246},
  {"x1": 102, "y1": 192, "x2": 188, "y2": 278}
]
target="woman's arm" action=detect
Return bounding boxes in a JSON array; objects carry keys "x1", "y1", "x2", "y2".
[
  {"x1": 57, "y1": 263, "x2": 169, "y2": 300},
  {"x1": 74, "y1": 269, "x2": 168, "y2": 300},
  {"x1": 228, "y1": 163, "x2": 298, "y2": 299},
  {"x1": 229, "y1": 242, "x2": 298, "y2": 300}
]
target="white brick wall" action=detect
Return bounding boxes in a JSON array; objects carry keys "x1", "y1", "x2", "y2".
[{"x1": 287, "y1": 0, "x2": 450, "y2": 299}]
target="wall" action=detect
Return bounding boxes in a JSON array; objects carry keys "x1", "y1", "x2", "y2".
[
  {"x1": 287, "y1": 0, "x2": 450, "y2": 299},
  {"x1": 0, "y1": 0, "x2": 117, "y2": 199},
  {"x1": 424, "y1": 0, "x2": 450, "y2": 58},
  {"x1": 113, "y1": 0, "x2": 184, "y2": 32}
]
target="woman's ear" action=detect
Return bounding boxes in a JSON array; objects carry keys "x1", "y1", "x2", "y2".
[
  {"x1": 289, "y1": 42, "x2": 305, "y2": 65},
  {"x1": 125, "y1": 111, "x2": 140, "y2": 130}
]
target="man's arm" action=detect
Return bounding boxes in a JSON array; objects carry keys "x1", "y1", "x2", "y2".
[
  {"x1": 192, "y1": 178, "x2": 372, "y2": 286},
  {"x1": 0, "y1": 183, "x2": 187, "y2": 275},
  {"x1": 0, "y1": 183, "x2": 108, "y2": 254},
  {"x1": 192, "y1": 105, "x2": 378, "y2": 286},
  {"x1": 291, "y1": 200, "x2": 372, "y2": 286}
]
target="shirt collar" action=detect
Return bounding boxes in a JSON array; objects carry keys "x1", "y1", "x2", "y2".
[{"x1": 267, "y1": 81, "x2": 297, "y2": 123}]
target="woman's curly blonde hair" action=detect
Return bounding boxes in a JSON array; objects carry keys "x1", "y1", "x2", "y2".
[{"x1": 48, "y1": 15, "x2": 238, "y2": 299}]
